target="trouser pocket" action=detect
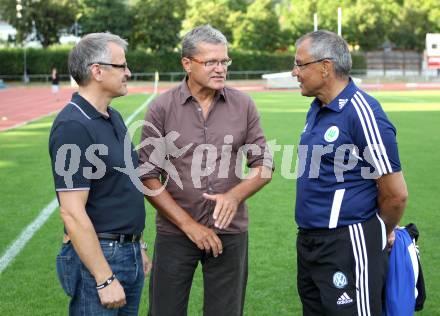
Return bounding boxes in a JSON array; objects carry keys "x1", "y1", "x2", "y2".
[{"x1": 56, "y1": 242, "x2": 79, "y2": 297}]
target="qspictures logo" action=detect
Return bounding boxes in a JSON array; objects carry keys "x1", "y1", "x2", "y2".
[{"x1": 54, "y1": 120, "x2": 387, "y2": 195}]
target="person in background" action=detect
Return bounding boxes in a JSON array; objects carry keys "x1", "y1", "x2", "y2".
[{"x1": 51, "y1": 67, "x2": 60, "y2": 101}]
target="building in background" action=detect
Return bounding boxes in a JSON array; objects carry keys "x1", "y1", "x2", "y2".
[
  {"x1": 0, "y1": 20, "x2": 16, "y2": 42},
  {"x1": 425, "y1": 33, "x2": 440, "y2": 76}
]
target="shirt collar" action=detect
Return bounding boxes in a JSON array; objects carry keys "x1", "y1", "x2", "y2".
[
  {"x1": 325, "y1": 77, "x2": 358, "y2": 112},
  {"x1": 179, "y1": 76, "x2": 226, "y2": 105},
  {"x1": 70, "y1": 92, "x2": 109, "y2": 119}
]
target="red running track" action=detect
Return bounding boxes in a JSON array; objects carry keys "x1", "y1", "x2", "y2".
[
  {"x1": 0, "y1": 85, "x2": 156, "y2": 132},
  {"x1": 1, "y1": 82, "x2": 440, "y2": 132},
  {"x1": 0, "y1": 83, "x2": 226, "y2": 131},
  {"x1": 0, "y1": 86, "x2": 75, "y2": 131}
]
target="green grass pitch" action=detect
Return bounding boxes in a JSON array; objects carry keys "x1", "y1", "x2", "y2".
[{"x1": 0, "y1": 89, "x2": 439, "y2": 315}]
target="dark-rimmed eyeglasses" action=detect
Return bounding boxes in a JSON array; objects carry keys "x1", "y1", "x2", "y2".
[
  {"x1": 189, "y1": 57, "x2": 232, "y2": 68},
  {"x1": 88, "y1": 62, "x2": 129, "y2": 70},
  {"x1": 293, "y1": 57, "x2": 333, "y2": 70}
]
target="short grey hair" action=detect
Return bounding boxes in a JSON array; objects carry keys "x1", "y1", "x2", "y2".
[
  {"x1": 296, "y1": 30, "x2": 352, "y2": 79},
  {"x1": 181, "y1": 24, "x2": 228, "y2": 58},
  {"x1": 68, "y1": 32, "x2": 128, "y2": 86}
]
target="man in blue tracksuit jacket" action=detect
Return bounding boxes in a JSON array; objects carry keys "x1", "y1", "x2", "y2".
[{"x1": 292, "y1": 30, "x2": 409, "y2": 316}]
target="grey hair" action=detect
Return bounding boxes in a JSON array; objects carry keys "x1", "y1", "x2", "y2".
[
  {"x1": 181, "y1": 24, "x2": 228, "y2": 58},
  {"x1": 68, "y1": 32, "x2": 128, "y2": 86},
  {"x1": 296, "y1": 30, "x2": 352, "y2": 79}
]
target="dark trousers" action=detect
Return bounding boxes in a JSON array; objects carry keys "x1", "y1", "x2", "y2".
[
  {"x1": 148, "y1": 232, "x2": 248, "y2": 316},
  {"x1": 297, "y1": 215, "x2": 388, "y2": 316}
]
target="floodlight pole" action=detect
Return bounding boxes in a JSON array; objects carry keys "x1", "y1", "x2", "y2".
[
  {"x1": 23, "y1": 45, "x2": 28, "y2": 84},
  {"x1": 16, "y1": 0, "x2": 28, "y2": 84},
  {"x1": 338, "y1": 7, "x2": 342, "y2": 36},
  {"x1": 314, "y1": 13, "x2": 318, "y2": 31}
]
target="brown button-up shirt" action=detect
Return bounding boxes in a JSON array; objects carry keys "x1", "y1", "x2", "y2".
[{"x1": 138, "y1": 80, "x2": 273, "y2": 235}]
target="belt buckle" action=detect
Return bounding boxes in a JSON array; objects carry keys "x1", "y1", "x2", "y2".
[{"x1": 119, "y1": 234, "x2": 125, "y2": 243}]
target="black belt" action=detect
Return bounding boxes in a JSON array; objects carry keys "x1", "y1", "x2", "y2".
[{"x1": 96, "y1": 233, "x2": 142, "y2": 243}]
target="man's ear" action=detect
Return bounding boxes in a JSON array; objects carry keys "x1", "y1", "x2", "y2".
[
  {"x1": 181, "y1": 57, "x2": 191, "y2": 73},
  {"x1": 90, "y1": 64, "x2": 104, "y2": 82},
  {"x1": 321, "y1": 60, "x2": 332, "y2": 78}
]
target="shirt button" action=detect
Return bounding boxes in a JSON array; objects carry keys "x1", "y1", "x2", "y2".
[{"x1": 197, "y1": 108, "x2": 202, "y2": 112}]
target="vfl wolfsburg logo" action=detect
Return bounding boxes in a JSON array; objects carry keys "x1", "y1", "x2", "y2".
[{"x1": 324, "y1": 126, "x2": 339, "y2": 142}]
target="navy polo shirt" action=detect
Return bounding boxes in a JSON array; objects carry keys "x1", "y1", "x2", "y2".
[
  {"x1": 295, "y1": 79, "x2": 401, "y2": 229},
  {"x1": 49, "y1": 92, "x2": 145, "y2": 234}
]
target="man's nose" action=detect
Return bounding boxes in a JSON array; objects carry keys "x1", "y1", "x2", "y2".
[
  {"x1": 291, "y1": 66, "x2": 299, "y2": 77},
  {"x1": 214, "y1": 64, "x2": 225, "y2": 72},
  {"x1": 125, "y1": 66, "x2": 132, "y2": 78}
]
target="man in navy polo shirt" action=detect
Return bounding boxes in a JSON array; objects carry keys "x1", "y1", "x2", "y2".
[
  {"x1": 292, "y1": 30, "x2": 408, "y2": 316},
  {"x1": 49, "y1": 33, "x2": 151, "y2": 315}
]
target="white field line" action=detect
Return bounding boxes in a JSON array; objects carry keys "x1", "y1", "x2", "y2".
[
  {"x1": 0, "y1": 92, "x2": 157, "y2": 274},
  {"x1": 125, "y1": 93, "x2": 156, "y2": 125},
  {"x1": 0, "y1": 109, "x2": 60, "y2": 132}
]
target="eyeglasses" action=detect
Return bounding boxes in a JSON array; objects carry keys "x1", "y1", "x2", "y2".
[
  {"x1": 293, "y1": 57, "x2": 333, "y2": 70},
  {"x1": 88, "y1": 62, "x2": 129, "y2": 70},
  {"x1": 189, "y1": 57, "x2": 232, "y2": 68}
]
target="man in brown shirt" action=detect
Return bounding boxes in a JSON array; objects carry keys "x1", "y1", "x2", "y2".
[{"x1": 138, "y1": 24, "x2": 273, "y2": 316}]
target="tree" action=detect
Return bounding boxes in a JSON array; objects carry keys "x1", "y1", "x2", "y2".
[
  {"x1": 227, "y1": 0, "x2": 251, "y2": 12},
  {"x1": 279, "y1": 0, "x2": 440, "y2": 52},
  {"x1": 182, "y1": 0, "x2": 238, "y2": 43},
  {"x1": 0, "y1": 0, "x2": 78, "y2": 47},
  {"x1": 278, "y1": 0, "x2": 315, "y2": 45},
  {"x1": 344, "y1": 0, "x2": 398, "y2": 51},
  {"x1": 233, "y1": 0, "x2": 286, "y2": 51},
  {"x1": 388, "y1": 0, "x2": 440, "y2": 51},
  {"x1": 78, "y1": 0, "x2": 133, "y2": 41},
  {"x1": 132, "y1": 0, "x2": 187, "y2": 52}
]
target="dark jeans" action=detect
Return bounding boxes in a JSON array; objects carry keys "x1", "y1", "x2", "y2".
[
  {"x1": 56, "y1": 240, "x2": 145, "y2": 316},
  {"x1": 148, "y1": 232, "x2": 248, "y2": 316}
]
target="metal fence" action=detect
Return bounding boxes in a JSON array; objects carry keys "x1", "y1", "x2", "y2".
[
  {"x1": 1, "y1": 69, "x2": 439, "y2": 84},
  {"x1": 0, "y1": 70, "x2": 277, "y2": 83}
]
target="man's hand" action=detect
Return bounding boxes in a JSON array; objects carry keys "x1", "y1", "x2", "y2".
[
  {"x1": 97, "y1": 278, "x2": 126, "y2": 309},
  {"x1": 203, "y1": 192, "x2": 239, "y2": 229},
  {"x1": 58, "y1": 191, "x2": 127, "y2": 309},
  {"x1": 141, "y1": 248, "x2": 152, "y2": 276},
  {"x1": 182, "y1": 221, "x2": 223, "y2": 257},
  {"x1": 387, "y1": 230, "x2": 396, "y2": 251},
  {"x1": 142, "y1": 178, "x2": 223, "y2": 257}
]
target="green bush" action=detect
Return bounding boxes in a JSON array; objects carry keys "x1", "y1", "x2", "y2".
[
  {"x1": 229, "y1": 51, "x2": 293, "y2": 71},
  {"x1": 127, "y1": 51, "x2": 182, "y2": 73},
  {"x1": 0, "y1": 48, "x2": 71, "y2": 76},
  {"x1": 0, "y1": 48, "x2": 28, "y2": 75},
  {"x1": 0, "y1": 48, "x2": 366, "y2": 76}
]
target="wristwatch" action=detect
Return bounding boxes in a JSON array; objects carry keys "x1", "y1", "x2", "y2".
[{"x1": 140, "y1": 241, "x2": 148, "y2": 251}]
